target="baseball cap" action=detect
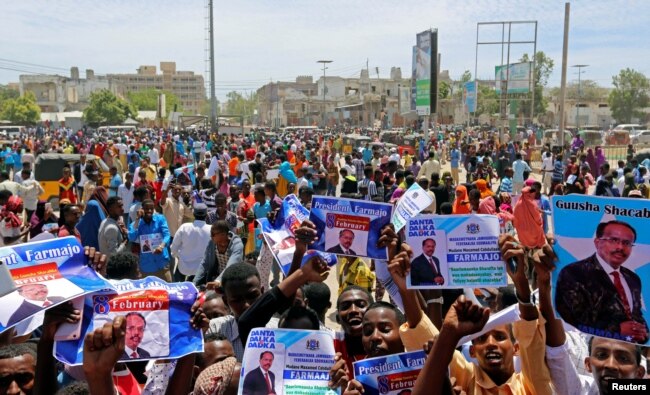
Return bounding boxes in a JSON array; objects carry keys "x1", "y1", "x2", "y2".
[{"x1": 193, "y1": 203, "x2": 208, "y2": 216}]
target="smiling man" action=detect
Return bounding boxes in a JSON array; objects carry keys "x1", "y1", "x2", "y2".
[
  {"x1": 556, "y1": 220, "x2": 648, "y2": 343},
  {"x1": 585, "y1": 337, "x2": 645, "y2": 395}
]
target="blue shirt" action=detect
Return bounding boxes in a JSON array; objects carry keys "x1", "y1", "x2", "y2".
[
  {"x1": 109, "y1": 174, "x2": 122, "y2": 197},
  {"x1": 538, "y1": 195, "x2": 551, "y2": 233},
  {"x1": 500, "y1": 177, "x2": 513, "y2": 193},
  {"x1": 128, "y1": 213, "x2": 171, "y2": 273},
  {"x1": 362, "y1": 148, "x2": 373, "y2": 163},
  {"x1": 450, "y1": 149, "x2": 460, "y2": 168},
  {"x1": 512, "y1": 160, "x2": 531, "y2": 183}
]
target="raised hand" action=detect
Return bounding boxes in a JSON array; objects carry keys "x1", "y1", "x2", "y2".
[
  {"x1": 377, "y1": 224, "x2": 399, "y2": 262},
  {"x1": 441, "y1": 295, "x2": 490, "y2": 340},
  {"x1": 294, "y1": 220, "x2": 318, "y2": 251},
  {"x1": 328, "y1": 352, "x2": 349, "y2": 389}
]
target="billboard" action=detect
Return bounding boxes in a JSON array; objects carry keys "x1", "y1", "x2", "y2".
[
  {"x1": 410, "y1": 46, "x2": 417, "y2": 112},
  {"x1": 415, "y1": 30, "x2": 431, "y2": 115},
  {"x1": 495, "y1": 62, "x2": 532, "y2": 94},
  {"x1": 464, "y1": 81, "x2": 477, "y2": 113},
  {"x1": 400, "y1": 84, "x2": 411, "y2": 115}
]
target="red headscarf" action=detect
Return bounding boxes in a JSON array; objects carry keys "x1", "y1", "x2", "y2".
[
  {"x1": 1, "y1": 196, "x2": 24, "y2": 228},
  {"x1": 453, "y1": 185, "x2": 471, "y2": 214},
  {"x1": 478, "y1": 197, "x2": 497, "y2": 214},
  {"x1": 513, "y1": 187, "x2": 546, "y2": 248}
]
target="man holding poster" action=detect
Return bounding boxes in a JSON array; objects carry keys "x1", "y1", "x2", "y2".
[{"x1": 555, "y1": 220, "x2": 648, "y2": 343}]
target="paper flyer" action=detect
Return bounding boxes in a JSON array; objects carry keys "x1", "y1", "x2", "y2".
[
  {"x1": 258, "y1": 194, "x2": 336, "y2": 276},
  {"x1": 239, "y1": 328, "x2": 339, "y2": 395},
  {"x1": 140, "y1": 233, "x2": 163, "y2": 254},
  {"x1": 352, "y1": 350, "x2": 427, "y2": 395},
  {"x1": 391, "y1": 182, "x2": 433, "y2": 232},
  {"x1": 55, "y1": 276, "x2": 203, "y2": 364},
  {"x1": 405, "y1": 214, "x2": 505, "y2": 289},
  {"x1": 0, "y1": 237, "x2": 113, "y2": 333},
  {"x1": 552, "y1": 195, "x2": 650, "y2": 345},
  {"x1": 309, "y1": 197, "x2": 393, "y2": 260}
]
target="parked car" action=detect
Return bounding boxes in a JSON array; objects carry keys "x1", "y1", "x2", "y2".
[{"x1": 631, "y1": 130, "x2": 650, "y2": 145}]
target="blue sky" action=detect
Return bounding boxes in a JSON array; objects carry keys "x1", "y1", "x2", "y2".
[{"x1": 2, "y1": 0, "x2": 648, "y2": 100}]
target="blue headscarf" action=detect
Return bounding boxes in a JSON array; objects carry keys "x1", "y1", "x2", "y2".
[
  {"x1": 279, "y1": 161, "x2": 297, "y2": 183},
  {"x1": 76, "y1": 200, "x2": 106, "y2": 249}
]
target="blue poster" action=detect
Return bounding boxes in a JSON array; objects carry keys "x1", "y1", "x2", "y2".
[
  {"x1": 405, "y1": 214, "x2": 505, "y2": 289},
  {"x1": 353, "y1": 350, "x2": 426, "y2": 395},
  {"x1": 552, "y1": 195, "x2": 650, "y2": 345},
  {"x1": 238, "y1": 328, "x2": 339, "y2": 395},
  {"x1": 258, "y1": 195, "x2": 337, "y2": 275},
  {"x1": 309, "y1": 197, "x2": 393, "y2": 260},
  {"x1": 464, "y1": 81, "x2": 476, "y2": 113},
  {"x1": 0, "y1": 237, "x2": 113, "y2": 333},
  {"x1": 55, "y1": 277, "x2": 203, "y2": 364}
]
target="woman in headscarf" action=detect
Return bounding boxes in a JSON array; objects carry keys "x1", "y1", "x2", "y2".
[
  {"x1": 276, "y1": 158, "x2": 297, "y2": 198},
  {"x1": 622, "y1": 172, "x2": 638, "y2": 197},
  {"x1": 585, "y1": 148, "x2": 597, "y2": 175},
  {"x1": 29, "y1": 200, "x2": 59, "y2": 238},
  {"x1": 0, "y1": 196, "x2": 28, "y2": 246},
  {"x1": 475, "y1": 179, "x2": 493, "y2": 199},
  {"x1": 513, "y1": 187, "x2": 546, "y2": 249},
  {"x1": 76, "y1": 186, "x2": 108, "y2": 249},
  {"x1": 452, "y1": 185, "x2": 471, "y2": 214},
  {"x1": 594, "y1": 179, "x2": 614, "y2": 197},
  {"x1": 564, "y1": 164, "x2": 585, "y2": 194},
  {"x1": 594, "y1": 146, "x2": 606, "y2": 177}
]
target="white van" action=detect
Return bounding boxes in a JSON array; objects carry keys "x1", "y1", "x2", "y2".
[
  {"x1": 613, "y1": 124, "x2": 644, "y2": 133},
  {"x1": 0, "y1": 125, "x2": 23, "y2": 138}
]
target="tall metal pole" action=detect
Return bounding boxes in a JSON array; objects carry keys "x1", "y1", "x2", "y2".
[
  {"x1": 530, "y1": 22, "x2": 537, "y2": 126},
  {"x1": 317, "y1": 60, "x2": 332, "y2": 127},
  {"x1": 572, "y1": 64, "x2": 588, "y2": 129},
  {"x1": 209, "y1": 0, "x2": 217, "y2": 132},
  {"x1": 558, "y1": 3, "x2": 570, "y2": 148}
]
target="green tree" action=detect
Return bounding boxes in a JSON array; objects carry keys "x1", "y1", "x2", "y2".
[
  {"x1": 224, "y1": 91, "x2": 257, "y2": 123},
  {"x1": 0, "y1": 91, "x2": 41, "y2": 125},
  {"x1": 549, "y1": 80, "x2": 609, "y2": 102},
  {"x1": 476, "y1": 83, "x2": 499, "y2": 116},
  {"x1": 520, "y1": 51, "x2": 554, "y2": 117},
  {"x1": 438, "y1": 81, "x2": 450, "y2": 99},
  {"x1": 0, "y1": 84, "x2": 19, "y2": 108},
  {"x1": 127, "y1": 89, "x2": 182, "y2": 115},
  {"x1": 84, "y1": 89, "x2": 138, "y2": 126},
  {"x1": 460, "y1": 70, "x2": 472, "y2": 84},
  {"x1": 608, "y1": 68, "x2": 649, "y2": 124}
]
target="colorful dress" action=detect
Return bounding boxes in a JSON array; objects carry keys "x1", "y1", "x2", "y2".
[{"x1": 58, "y1": 177, "x2": 77, "y2": 204}]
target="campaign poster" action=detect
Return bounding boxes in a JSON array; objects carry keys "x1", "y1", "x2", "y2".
[
  {"x1": 0, "y1": 237, "x2": 113, "y2": 333},
  {"x1": 405, "y1": 215, "x2": 505, "y2": 289},
  {"x1": 309, "y1": 197, "x2": 393, "y2": 260},
  {"x1": 391, "y1": 182, "x2": 433, "y2": 232},
  {"x1": 55, "y1": 277, "x2": 203, "y2": 364},
  {"x1": 238, "y1": 328, "x2": 338, "y2": 395},
  {"x1": 140, "y1": 233, "x2": 163, "y2": 254},
  {"x1": 353, "y1": 350, "x2": 426, "y2": 395},
  {"x1": 552, "y1": 195, "x2": 650, "y2": 345}
]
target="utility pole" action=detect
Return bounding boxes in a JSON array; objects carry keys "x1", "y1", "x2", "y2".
[
  {"x1": 558, "y1": 2, "x2": 570, "y2": 149},
  {"x1": 208, "y1": 0, "x2": 217, "y2": 132},
  {"x1": 572, "y1": 64, "x2": 588, "y2": 129},
  {"x1": 317, "y1": 60, "x2": 332, "y2": 127}
]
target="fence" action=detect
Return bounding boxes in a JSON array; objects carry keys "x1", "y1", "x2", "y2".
[{"x1": 527, "y1": 145, "x2": 630, "y2": 172}]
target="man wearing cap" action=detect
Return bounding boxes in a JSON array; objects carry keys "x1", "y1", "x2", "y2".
[{"x1": 171, "y1": 203, "x2": 212, "y2": 281}]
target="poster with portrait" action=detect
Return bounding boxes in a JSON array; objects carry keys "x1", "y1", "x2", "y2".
[
  {"x1": 140, "y1": 233, "x2": 163, "y2": 254},
  {"x1": 0, "y1": 237, "x2": 113, "y2": 333},
  {"x1": 353, "y1": 350, "x2": 426, "y2": 395},
  {"x1": 257, "y1": 194, "x2": 336, "y2": 276},
  {"x1": 55, "y1": 277, "x2": 203, "y2": 364},
  {"x1": 309, "y1": 197, "x2": 393, "y2": 260},
  {"x1": 552, "y1": 195, "x2": 650, "y2": 345},
  {"x1": 238, "y1": 328, "x2": 338, "y2": 395},
  {"x1": 405, "y1": 214, "x2": 505, "y2": 289}
]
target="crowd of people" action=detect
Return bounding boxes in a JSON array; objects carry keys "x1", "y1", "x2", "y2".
[{"x1": 0, "y1": 125, "x2": 648, "y2": 395}]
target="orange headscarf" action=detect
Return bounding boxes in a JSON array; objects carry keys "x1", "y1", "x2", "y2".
[
  {"x1": 476, "y1": 179, "x2": 493, "y2": 199},
  {"x1": 513, "y1": 187, "x2": 546, "y2": 248},
  {"x1": 453, "y1": 185, "x2": 471, "y2": 214}
]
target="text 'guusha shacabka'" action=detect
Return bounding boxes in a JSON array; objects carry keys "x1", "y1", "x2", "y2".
[
  {"x1": 555, "y1": 199, "x2": 650, "y2": 218},
  {"x1": 0, "y1": 244, "x2": 82, "y2": 265}
]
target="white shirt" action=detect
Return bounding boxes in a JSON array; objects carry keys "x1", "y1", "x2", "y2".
[
  {"x1": 389, "y1": 153, "x2": 401, "y2": 163},
  {"x1": 18, "y1": 179, "x2": 43, "y2": 211},
  {"x1": 207, "y1": 156, "x2": 219, "y2": 178},
  {"x1": 420, "y1": 159, "x2": 441, "y2": 182},
  {"x1": 117, "y1": 183, "x2": 135, "y2": 211},
  {"x1": 595, "y1": 253, "x2": 635, "y2": 310},
  {"x1": 170, "y1": 220, "x2": 211, "y2": 275},
  {"x1": 542, "y1": 155, "x2": 554, "y2": 172},
  {"x1": 79, "y1": 163, "x2": 88, "y2": 187},
  {"x1": 115, "y1": 143, "x2": 128, "y2": 155},
  {"x1": 148, "y1": 148, "x2": 160, "y2": 164}
]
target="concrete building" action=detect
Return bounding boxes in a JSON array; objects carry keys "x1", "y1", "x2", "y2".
[
  {"x1": 256, "y1": 76, "x2": 318, "y2": 127},
  {"x1": 109, "y1": 62, "x2": 206, "y2": 114},
  {"x1": 19, "y1": 67, "x2": 116, "y2": 112}
]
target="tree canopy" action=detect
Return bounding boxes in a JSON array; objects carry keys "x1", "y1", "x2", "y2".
[
  {"x1": 127, "y1": 88, "x2": 182, "y2": 116},
  {"x1": 84, "y1": 89, "x2": 138, "y2": 126},
  {"x1": 0, "y1": 91, "x2": 41, "y2": 125},
  {"x1": 608, "y1": 68, "x2": 649, "y2": 124},
  {"x1": 224, "y1": 91, "x2": 257, "y2": 123},
  {"x1": 476, "y1": 83, "x2": 499, "y2": 116},
  {"x1": 520, "y1": 52, "x2": 554, "y2": 117},
  {"x1": 549, "y1": 80, "x2": 609, "y2": 102}
]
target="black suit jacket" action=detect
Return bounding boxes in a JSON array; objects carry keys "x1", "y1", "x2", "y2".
[
  {"x1": 122, "y1": 347, "x2": 151, "y2": 359},
  {"x1": 242, "y1": 367, "x2": 276, "y2": 395},
  {"x1": 555, "y1": 253, "x2": 648, "y2": 342},
  {"x1": 411, "y1": 253, "x2": 442, "y2": 286},
  {"x1": 326, "y1": 244, "x2": 357, "y2": 256},
  {"x1": 7, "y1": 297, "x2": 65, "y2": 327}
]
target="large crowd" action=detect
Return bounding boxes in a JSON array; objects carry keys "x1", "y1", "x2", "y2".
[{"x1": 0, "y1": 125, "x2": 647, "y2": 395}]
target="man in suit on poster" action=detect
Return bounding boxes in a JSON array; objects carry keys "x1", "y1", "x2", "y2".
[
  {"x1": 327, "y1": 229, "x2": 357, "y2": 256},
  {"x1": 556, "y1": 220, "x2": 648, "y2": 343},
  {"x1": 122, "y1": 312, "x2": 151, "y2": 359},
  {"x1": 410, "y1": 238, "x2": 444, "y2": 286},
  {"x1": 7, "y1": 283, "x2": 64, "y2": 326},
  {"x1": 243, "y1": 351, "x2": 276, "y2": 395}
]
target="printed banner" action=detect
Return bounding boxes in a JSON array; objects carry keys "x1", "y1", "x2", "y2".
[
  {"x1": 405, "y1": 214, "x2": 505, "y2": 289},
  {"x1": 309, "y1": 197, "x2": 393, "y2": 260},
  {"x1": 552, "y1": 195, "x2": 650, "y2": 345},
  {"x1": 238, "y1": 328, "x2": 339, "y2": 395},
  {"x1": 258, "y1": 195, "x2": 337, "y2": 276},
  {"x1": 391, "y1": 182, "x2": 433, "y2": 232},
  {"x1": 353, "y1": 350, "x2": 427, "y2": 395},
  {"x1": 55, "y1": 277, "x2": 203, "y2": 364},
  {"x1": 0, "y1": 237, "x2": 113, "y2": 333},
  {"x1": 174, "y1": 163, "x2": 196, "y2": 185}
]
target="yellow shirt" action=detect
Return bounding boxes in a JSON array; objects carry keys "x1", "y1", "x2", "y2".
[
  {"x1": 337, "y1": 257, "x2": 375, "y2": 296},
  {"x1": 399, "y1": 313, "x2": 552, "y2": 395}
]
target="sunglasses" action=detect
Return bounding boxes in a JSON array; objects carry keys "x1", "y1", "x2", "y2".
[{"x1": 0, "y1": 372, "x2": 34, "y2": 388}]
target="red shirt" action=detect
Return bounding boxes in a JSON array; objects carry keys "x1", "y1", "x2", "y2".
[{"x1": 245, "y1": 147, "x2": 257, "y2": 161}]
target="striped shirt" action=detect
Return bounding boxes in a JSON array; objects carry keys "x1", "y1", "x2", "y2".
[{"x1": 358, "y1": 178, "x2": 377, "y2": 200}]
